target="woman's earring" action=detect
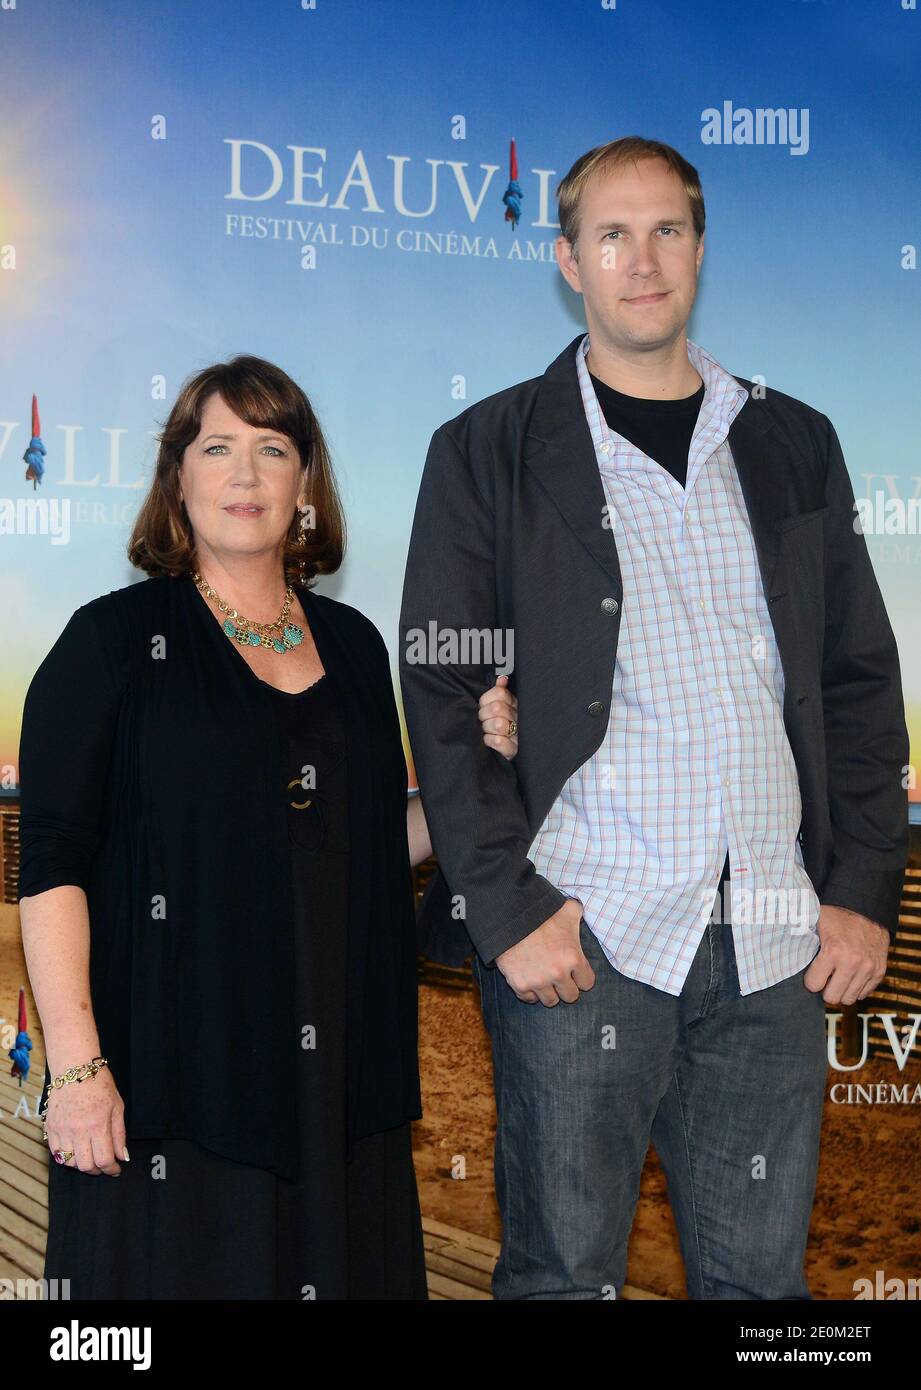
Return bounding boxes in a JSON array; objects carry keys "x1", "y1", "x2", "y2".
[{"x1": 296, "y1": 503, "x2": 310, "y2": 581}]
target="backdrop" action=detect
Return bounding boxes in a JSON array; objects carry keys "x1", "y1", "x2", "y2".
[{"x1": 1, "y1": 0, "x2": 919, "y2": 813}]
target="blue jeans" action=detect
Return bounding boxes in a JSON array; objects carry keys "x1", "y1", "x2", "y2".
[{"x1": 472, "y1": 915, "x2": 827, "y2": 1300}]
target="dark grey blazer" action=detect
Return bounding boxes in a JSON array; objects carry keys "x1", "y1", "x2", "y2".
[{"x1": 398, "y1": 333, "x2": 910, "y2": 968}]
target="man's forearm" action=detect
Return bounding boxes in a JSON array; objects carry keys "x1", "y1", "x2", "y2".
[
  {"x1": 399, "y1": 657, "x2": 569, "y2": 963},
  {"x1": 399, "y1": 422, "x2": 571, "y2": 962},
  {"x1": 817, "y1": 413, "x2": 910, "y2": 937}
]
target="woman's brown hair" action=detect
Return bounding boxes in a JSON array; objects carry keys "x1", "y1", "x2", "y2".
[{"x1": 127, "y1": 355, "x2": 346, "y2": 588}]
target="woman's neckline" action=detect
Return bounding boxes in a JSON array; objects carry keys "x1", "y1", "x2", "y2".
[
  {"x1": 185, "y1": 573, "x2": 327, "y2": 698},
  {"x1": 259, "y1": 672, "x2": 328, "y2": 699}
]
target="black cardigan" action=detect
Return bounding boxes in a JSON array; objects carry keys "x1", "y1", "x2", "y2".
[{"x1": 17, "y1": 573, "x2": 422, "y2": 1181}]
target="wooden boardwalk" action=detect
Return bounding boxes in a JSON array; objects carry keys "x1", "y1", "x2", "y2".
[
  {"x1": 867, "y1": 864, "x2": 921, "y2": 1061},
  {"x1": 0, "y1": 1063, "x2": 664, "y2": 1299},
  {"x1": 0, "y1": 1063, "x2": 47, "y2": 1286},
  {"x1": 422, "y1": 1216, "x2": 666, "y2": 1299}
]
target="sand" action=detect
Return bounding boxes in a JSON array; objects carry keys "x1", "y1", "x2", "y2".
[{"x1": 414, "y1": 972, "x2": 921, "y2": 1299}]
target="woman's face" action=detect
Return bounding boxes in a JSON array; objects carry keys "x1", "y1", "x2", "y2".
[{"x1": 179, "y1": 392, "x2": 306, "y2": 570}]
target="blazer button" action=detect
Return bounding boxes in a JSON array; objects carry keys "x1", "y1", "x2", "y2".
[
  {"x1": 588, "y1": 701, "x2": 605, "y2": 717},
  {"x1": 601, "y1": 597, "x2": 619, "y2": 614}
]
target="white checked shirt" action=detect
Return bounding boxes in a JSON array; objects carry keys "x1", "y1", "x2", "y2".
[{"x1": 527, "y1": 334, "x2": 821, "y2": 996}]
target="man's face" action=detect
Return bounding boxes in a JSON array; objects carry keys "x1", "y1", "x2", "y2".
[{"x1": 556, "y1": 158, "x2": 704, "y2": 355}]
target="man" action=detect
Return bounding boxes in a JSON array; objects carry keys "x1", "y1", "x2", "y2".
[{"x1": 398, "y1": 137, "x2": 909, "y2": 1300}]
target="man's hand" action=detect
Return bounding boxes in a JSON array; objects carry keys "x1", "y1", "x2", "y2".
[
  {"x1": 495, "y1": 897, "x2": 594, "y2": 1005},
  {"x1": 478, "y1": 674, "x2": 519, "y2": 759},
  {"x1": 803, "y1": 904, "x2": 890, "y2": 1005}
]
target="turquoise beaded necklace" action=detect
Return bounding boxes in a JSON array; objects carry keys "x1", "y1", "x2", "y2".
[{"x1": 192, "y1": 571, "x2": 305, "y2": 654}]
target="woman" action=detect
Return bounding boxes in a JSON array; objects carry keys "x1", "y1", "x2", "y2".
[{"x1": 17, "y1": 354, "x2": 519, "y2": 1300}]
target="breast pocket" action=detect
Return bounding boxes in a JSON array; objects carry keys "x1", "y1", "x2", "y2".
[{"x1": 778, "y1": 506, "x2": 828, "y2": 601}]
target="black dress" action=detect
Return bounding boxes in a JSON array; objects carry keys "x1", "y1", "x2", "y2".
[{"x1": 43, "y1": 669, "x2": 428, "y2": 1300}]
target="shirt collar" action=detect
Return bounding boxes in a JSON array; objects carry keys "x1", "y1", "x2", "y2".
[{"x1": 576, "y1": 332, "x2": 749, "y2": 457}]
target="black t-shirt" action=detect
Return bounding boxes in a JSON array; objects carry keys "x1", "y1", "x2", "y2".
[{"x1": 589, "y1": 371, "x2": 704, "y2": 490}]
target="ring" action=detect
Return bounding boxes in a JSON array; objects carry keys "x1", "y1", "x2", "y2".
[
  {"x1": 508, "y1": 719, "x2": 518, "y2": 736},
  {"x1": 52, "y1": 1150, "x2": 74, "y2": 1165}
]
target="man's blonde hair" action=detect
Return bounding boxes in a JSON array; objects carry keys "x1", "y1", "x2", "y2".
[{"x1": 557, "y1": 136, "x2": 706, "y2": 254}]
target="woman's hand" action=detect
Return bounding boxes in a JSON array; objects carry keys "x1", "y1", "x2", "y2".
[
  {"x1": 478, "y1": 674, "x2": 519, "y2": 760},
  {"x1": 44, "y1": 1066, "x2": 128, "y2": 1176}
]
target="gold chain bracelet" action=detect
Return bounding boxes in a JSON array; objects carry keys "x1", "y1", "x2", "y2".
[{"x1": 40, "y1": 1056, "x2": 109, "y2": 1142}]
